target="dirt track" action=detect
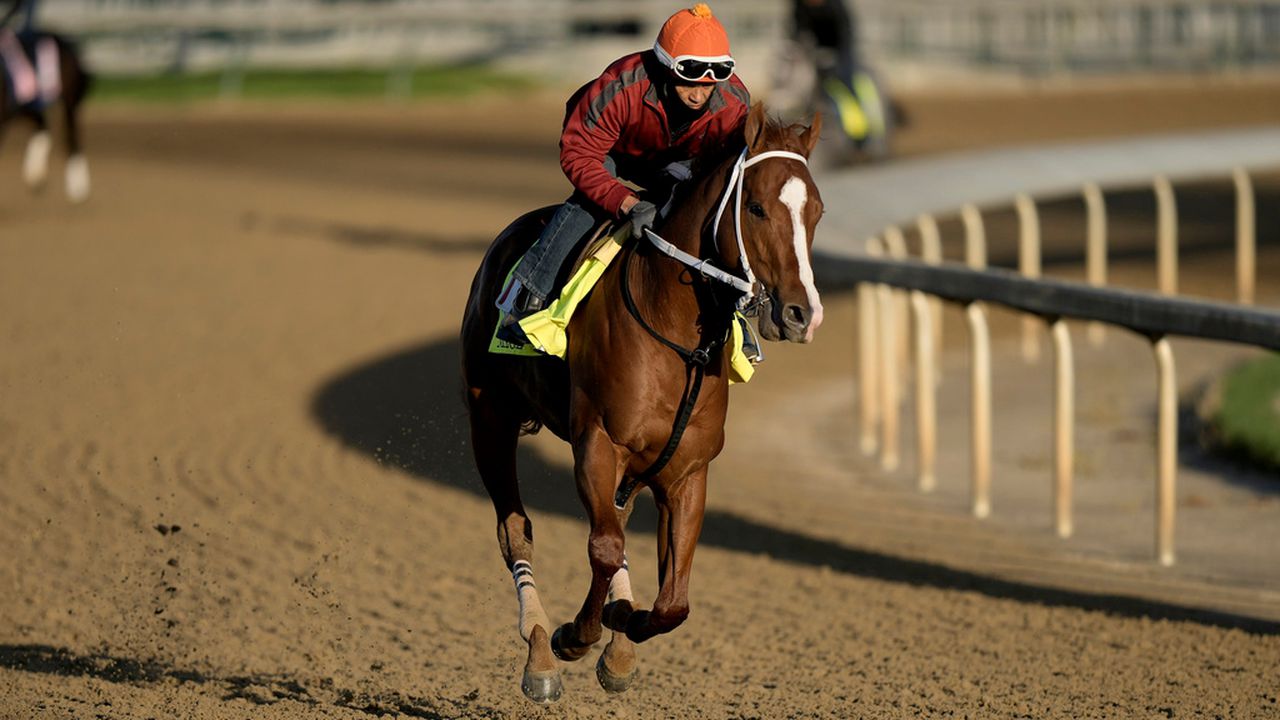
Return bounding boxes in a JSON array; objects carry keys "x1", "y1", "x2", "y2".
[{"x1": 2, "y1": 80, "x2": 1280, "y2": 718}]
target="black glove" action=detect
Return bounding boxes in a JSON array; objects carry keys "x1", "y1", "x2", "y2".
[{"x1": 628, "y1": 200, "x2": 657, "y2": 240}]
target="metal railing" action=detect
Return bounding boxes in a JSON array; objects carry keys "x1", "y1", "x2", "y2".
[
  {"x1": 844, "y1": 166, "x2": 1278, "y2": 567},
  {"x1": 858, "y1": 0, "x2": 1280, "y2": 74},
  {"x1": 38, "y1": 0, "x2": 1280, "y2": 77}
]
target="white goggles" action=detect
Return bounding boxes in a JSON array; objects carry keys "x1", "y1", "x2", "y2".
[{"x1": 654, "y1": 43, "x2": 735, "y2": 83}]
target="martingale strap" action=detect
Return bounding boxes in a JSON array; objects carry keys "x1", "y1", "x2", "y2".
[
  {"x1": 642, "y1": 227, "x2": 752, "y2": 294},
  {"x1": 614, "y1": 243, "x2": 728, "y2": 509}
]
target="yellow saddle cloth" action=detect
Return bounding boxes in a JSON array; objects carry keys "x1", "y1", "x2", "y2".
[{"x1": 489, "y1": 226, "x2": 755, "y2": 384}]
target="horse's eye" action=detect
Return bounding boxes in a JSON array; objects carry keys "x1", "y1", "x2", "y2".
[{"x1": 747, "y1": 201, "x2": 767, "y2": 218}]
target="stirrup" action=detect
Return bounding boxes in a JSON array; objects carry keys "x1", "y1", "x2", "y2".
[
  {"x1": 495, "y1": 314, "x2": 530, "y2": 346},
  {"x1": 737, "y1": 315, "x2": 763, "y2": 365}
]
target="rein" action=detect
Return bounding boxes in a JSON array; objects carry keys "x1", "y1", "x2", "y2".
[{"x1": 612, "y1": 147, "x2": 809, "y2": 509}]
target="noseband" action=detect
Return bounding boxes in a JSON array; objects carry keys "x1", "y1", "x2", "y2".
[{"x1": 615, "y1": 147, "x2": 810, "y2": 508}]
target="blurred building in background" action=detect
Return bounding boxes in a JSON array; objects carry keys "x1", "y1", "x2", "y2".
[{"x1": 39, "y1": 0, "x2": 1280, "y2": 92}]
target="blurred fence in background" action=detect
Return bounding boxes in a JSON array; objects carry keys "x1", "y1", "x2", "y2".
[
  {"x1": 861, "y1": 0, "x2": 1280, "y2": 75},
  {"x1": 39, "y1": 0, "x2": 1280, "y2": 84}
]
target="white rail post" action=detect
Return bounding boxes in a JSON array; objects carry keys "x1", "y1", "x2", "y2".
[
  {"x1": 962, "y1": 204, "x2": 987, "y2": 270},
  {"x1": 1052, "y1": 320, "x2": 1075, "y2": 539},
  {"x1": 918, "y1": 214, "x2": 944, "y2": 384},
  {"x1": 1155, "y1": 175, "x2": 1179, "y2": 296},
  {"x1": 860, "y1": 238, "x2": 884, "y2": 457},
  {"x1": 911, "y1": 291, "x2": 937, "y2": 492},
  {"x1": 1154, "y1": 337, "x2": 1177, "y2": 566},
  {"x1": 878, "y1": 279, "x2": 900, "y2": 472},
  {"x1": 883, "y1": 226, "x2": 911, "y2": 377},
  {"x1": 967, "y1": 303, "x2": 992, "y2": 519},
  {"x1": 1234, "y1": 167, "x2": 1256, "y2": 305},
  {"x1": 1083, "y1": 183, "x2": 1107, "y2": 346},
  {"x1": 1016, "y1": 194, "x2": 1042, "y2": 362}
]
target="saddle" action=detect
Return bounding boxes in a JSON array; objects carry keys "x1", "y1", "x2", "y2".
[
  {"x1": 0, "y1": 30, "x2": 59, "y2": 109},
  {"x1": 490, "y1": 216, "x2": 622, "y2": 358},
  {"x1": 489, "y1": 213, "x2": 756, "y2": 384}
]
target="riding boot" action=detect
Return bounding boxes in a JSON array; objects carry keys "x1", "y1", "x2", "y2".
[
  {"x1": 495, "y1": 200, "x2": 598, "y2": 345},
  {"x1": 495, "y1": 283, "x2": 544, "y2": 346}
]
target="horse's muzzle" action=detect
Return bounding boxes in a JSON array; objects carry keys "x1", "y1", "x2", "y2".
[{"x1": 762, "y1": 294, "x2": 823, "y2": 344}]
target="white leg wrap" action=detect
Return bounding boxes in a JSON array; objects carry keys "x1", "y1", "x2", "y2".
[
  {"x1": 607, "y1": 557, "x2": 634, "y2": 603},
  {"x1": 23, "y1": 131, "x2": 51, "y2": 189},
  {"x1": 65, "y1": 154, "x2": 91, "y2": 203},
  {"x1": 512, "y1": 560, "x2": 552, "y2": 642}
]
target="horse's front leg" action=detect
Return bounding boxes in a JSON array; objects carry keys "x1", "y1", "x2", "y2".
[
  {"x1": 597, "y1": 498, "x2": 639, "y2": 693},
  {"x1": 552, "y1": 424, "x2": 626, "y2": 662},
  {"x1": 607, "y1": 466, "x2": 708, "y2": 644}
]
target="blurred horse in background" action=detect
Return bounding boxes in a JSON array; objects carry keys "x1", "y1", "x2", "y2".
[{"x1": 0, "y1": 28, "x2": 91, "y2": 202}]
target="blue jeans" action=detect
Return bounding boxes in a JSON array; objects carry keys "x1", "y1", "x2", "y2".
[
  {"x1": 510, "y1": 199, "x2": 600, "y2": 308},
  {"x1": 512, "y1": 156, "x2": 621, "y2": 308}
]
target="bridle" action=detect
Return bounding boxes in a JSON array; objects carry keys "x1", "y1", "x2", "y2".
[
  {"x1": 614, "y1": 146, "x2": 810, "y2": 507},
  {"x1": 640, "y1": 147, "x2": 811, "y2": 312}
]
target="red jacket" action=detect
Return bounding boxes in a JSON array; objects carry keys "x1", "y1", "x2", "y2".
[{"x1": 560, "y1": 50, "x2": 751, "y2": 217}]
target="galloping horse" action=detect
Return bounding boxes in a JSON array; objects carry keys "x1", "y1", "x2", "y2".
[
  {"x1": 460, "y1": 104, "x2": 824, "y2": 703},
  {"x1": 0, "y1": 30, "x2": 91, "y2": 202}
]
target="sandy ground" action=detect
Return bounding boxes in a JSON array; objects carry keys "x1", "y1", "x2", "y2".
[{"x1": 2, "y1": 80, "x2": 1280, "y2": 719}]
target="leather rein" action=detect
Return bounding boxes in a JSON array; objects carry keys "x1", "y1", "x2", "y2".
[{"x1": 613, "y1": 148, "x2": 809, "y2": 508}]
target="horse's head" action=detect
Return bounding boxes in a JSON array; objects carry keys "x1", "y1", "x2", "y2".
[{"x1": 726, "y1": 103, "x2": 825, "y2": 344}]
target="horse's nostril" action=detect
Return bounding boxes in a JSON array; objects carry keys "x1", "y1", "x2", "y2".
[{"x1": 785, "y1": 304, "x2": 810, "y2": 329}]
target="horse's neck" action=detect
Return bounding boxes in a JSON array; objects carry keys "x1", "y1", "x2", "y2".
[{"x1": 624, "y1": 157, "x2": 740, "y2": 337}]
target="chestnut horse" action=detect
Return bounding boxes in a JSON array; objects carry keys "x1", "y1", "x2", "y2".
[
  {"x1": 0, "y1": 31, "x2": 91, "y2": 202},
  {"x1": 460, "y1": 104, "x2": 824, "y2": 703}
]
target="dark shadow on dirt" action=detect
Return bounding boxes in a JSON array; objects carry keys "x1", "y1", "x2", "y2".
[
  {"x1": 309, "y1": 336, "x2": 1280, "y2": 635},
  {"x1": 0, "y1": 644, "x2": 488, "y2": 719},
  {"x1": 264, "y1": 214, "x2": 494, "y2": 254}
]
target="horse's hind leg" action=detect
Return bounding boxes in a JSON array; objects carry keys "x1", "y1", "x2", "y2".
[
  {"x1": 61, "y1": 87, "x2": 89, "y2": 203},
  {"x1": 465, "y1": 385, "x2": 562, "y2": 704},
  {"x1": 21, "y1": 111, "x2": 50, "y2": 191}
]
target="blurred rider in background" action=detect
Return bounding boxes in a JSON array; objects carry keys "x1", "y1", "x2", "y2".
[
  {"x1": 496, "y1": 3, "x2": 751, "y2": 344},
  {"x1": 792, "y1": 0, "x2": 890, "y2": 159},
  {"x1": 793, "y1": 0, "x2": 859, "y2": 96}
]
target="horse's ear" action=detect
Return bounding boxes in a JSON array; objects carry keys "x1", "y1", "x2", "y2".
[
  {"x1": 744, "y1": 102, "x2": 768, "y2": 152},
  {"x1": 798, "y1": 111, "x2": 823, "y2": 157}
]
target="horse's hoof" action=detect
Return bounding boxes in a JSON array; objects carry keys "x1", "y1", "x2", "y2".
[
  {"x1": 521, "y1": 668, "x2": 563, "y2": 704},
  {"x1": 596, "y1": 652, "x2": 637, "y2": 694},
  {"x1": 551, "y1": 622, "x2": 592, "y2": 662}
]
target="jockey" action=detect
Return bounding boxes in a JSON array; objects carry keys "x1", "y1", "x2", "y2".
[
  {"x1": 0, "y1": 0, "x2": 39, "y2": 110},
  {"x1": 497, "y1": 3, "x2": 751, "y2": 344}
]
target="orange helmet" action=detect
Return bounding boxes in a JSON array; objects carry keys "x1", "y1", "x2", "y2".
[{"x1": 654, "y1": 4, "x2": 736, "y2": 84}]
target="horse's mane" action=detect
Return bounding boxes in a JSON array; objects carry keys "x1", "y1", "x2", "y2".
[{"x1": 686, "y1": 113, "x2": 809, "y2": 194}]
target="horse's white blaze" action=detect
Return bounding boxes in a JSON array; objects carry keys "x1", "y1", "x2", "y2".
[
  {"x1": 23, "y1": 131, "x2": 51, "y2": 188},
  {"x1": 779, "y1": 176, "x2": 824, "y2": 341}
]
